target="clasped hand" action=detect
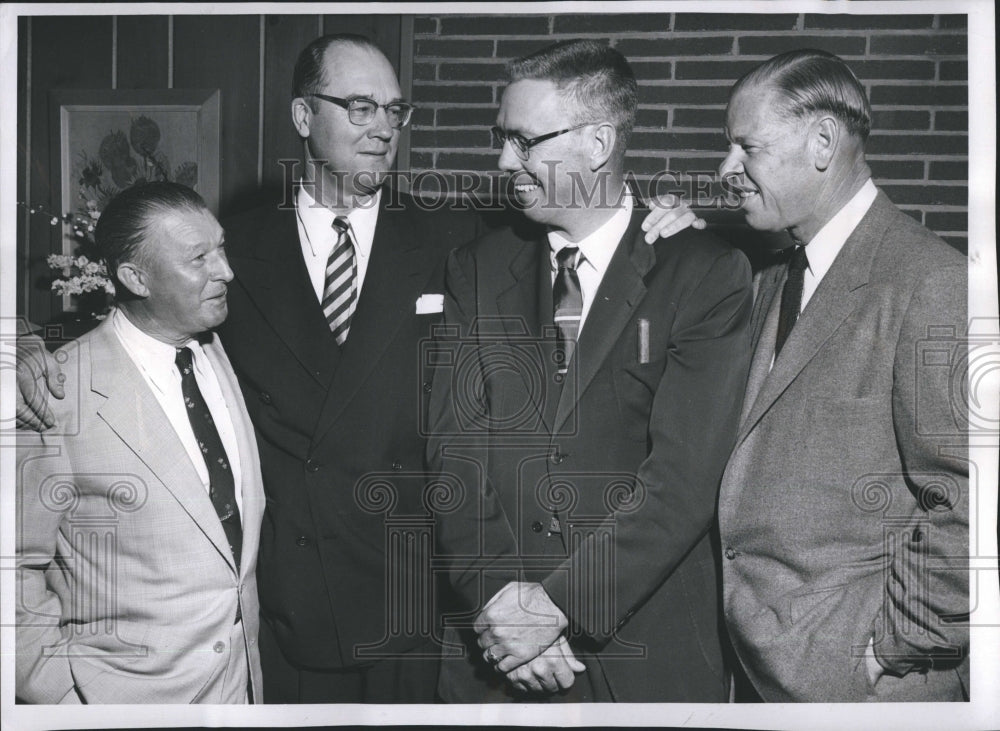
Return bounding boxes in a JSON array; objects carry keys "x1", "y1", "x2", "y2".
[{"x1": 474, "y1": 581, "x2": 585, "y2": 694}]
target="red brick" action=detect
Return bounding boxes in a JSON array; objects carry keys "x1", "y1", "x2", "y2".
[
  {"x1": 631, "y1": 131, "x2": 722, "y2": 152},
  {"x1": 497, "y1": 38, "x2": 569, "y2": 59},
  {"x1": 413, "y1": 84, "x2": 493, "y2": 104},
  {"x1": 615, "y1": 36, "x2": 733, "y2": 57},
  {"x1": 439, "y1": 62, "x2": 506, "y2": 82},
  {"x1": 436, "y1": 152, "x2": 499, "y2": 171},
  {"x1": 635, "y1": 108, "x2": 670, "y2": 129},
  {"x1": 409, "y1": 151, "x2": 434, "y2": 169},
  {"x1": 869, "y1": 84, "x2": 966, "y2": 106},
  {"x1": 804, "y1": 14, "x2": 934, "y2": 30},
  {"x1": 675, "y1": 59, "x2": 763, "y2": 81},
  {"x1": 867, "y1": 133, "x2": 965, "y2": 155},
  {"x1": 925, "y1": 211, "x2": 968, "y2": 231},
  {"x1": 410, "y1": 129, "x2": 490, "y2": 149},
  {"x1": 938, "y1": 15, "x2": 968, "y2": 29},
  {"x1": 641, "y1": 84, "x2": 732, "y2": 105},
  {"x1": 412, "y1": 63, "x2": 436, "y2": 82},
  {"x1": 939, "y1": 61, "x2": 967, "y2": 81},
  {"x1": 439, "y1": 16, "x2": 550, "y2": 36},
  {"x1": 411, "y1": 107, "x2": 435, "y2": 127},
  {"x1": 934, "y1": 110, "x2": 967, "y2": 131},
  {"x1": 552, "y1": 14, "x2": 671, "y2": 34},
  {"x1": 622, "y1": 155, "x2": 671, "y2": 175},
  {"x1": 672, "y1": 107, "x2": 727, "y2": 129},
  {"x1": 872, "y1": 110, "x2": 931, "y2": 130},
  {"x1": 438, "y1": 107, "x2": 499, "y2": 126},
  {"x1": 867, "y1": 159, "x2": 925, "y2": 180},
  {"x1": 737, "y1": 35, "x2": 866, "y2": 57},
  {"x1": 415, "y1": 39, "x2": 495, "y2": 58},
  {"x1": 413, "y1": 17, "x2": 437, "y2": 35},
  {"x1": 870, "y1": 34, "x2": 967, "y2": 56},
  {"x1": 881, "y1": 183, "x2": 966, "y2": 205},
  {"x1": 929, "y1": 160, "x2": 968, "y2": 180},
  {"x1": 631, "y1": 61, "x2": 674, "y2": 82},
  {"x1": 665, "y1": 155, "x2": 727, "y2": 174},
  {"x1": 851, "y1": 60, "x2": 936, "y2": 81},
  {"x1": 673, "y1": 14, "x2": 798, "y2": 32}
]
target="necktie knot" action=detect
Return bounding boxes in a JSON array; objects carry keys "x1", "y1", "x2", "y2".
[
  {"x1": 175, "y1": 346, "x2": 194, "y2": 373},
  {"x1": 556, "y1": 246, "x2": 580, "y2": 271},
  {"x1": 789, "y1": 245, "x2": 809, "y2": 273}
]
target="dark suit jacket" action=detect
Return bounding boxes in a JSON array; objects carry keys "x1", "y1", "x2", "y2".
[
  {"x1": 219, "y1": 189, "x2": 480, "y2": 669},
  {"x1": 718, "y1": 190, "x2": 969, "y2": 701},
  {"x1": 427, "y1": 208, "x2": 753, "y2": 701}
]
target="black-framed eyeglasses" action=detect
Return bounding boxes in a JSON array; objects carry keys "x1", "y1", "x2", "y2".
[
  {"x1": 490, "y1": 123, "x2": 592, "y2": 160},
  {"x1": 311, "y1": 93, "x2": 415, "y2": 129}
]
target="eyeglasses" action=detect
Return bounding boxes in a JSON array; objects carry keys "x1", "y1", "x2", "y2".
[
  {"x1": 311, "y1": 93, "x2": 415, "y2": 129},
  {"x1": 490, "y1": 123, "x2": 592, "y2": 161}
]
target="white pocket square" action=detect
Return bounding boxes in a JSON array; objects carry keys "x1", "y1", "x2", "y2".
[{"x1": 415, "y1": 293, "x2": 444, "y2": 314}]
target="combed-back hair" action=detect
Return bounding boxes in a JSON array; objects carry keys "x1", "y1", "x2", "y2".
[
  {"x1": 507, "y1": 39, "x2": 638, "y2": 154},
  {"x1": 292, "y1": 33, "x2": 384, "y2": 101},
  {"x1": 733, "y1": 48, "x2": 872, "y2": 141},
  {"x1": 95, "y1": 181, "x2": 208, "y2": 300}
]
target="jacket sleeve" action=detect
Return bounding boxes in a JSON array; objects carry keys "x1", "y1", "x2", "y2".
[
  {"x1": 425, "y1": 247, "x2": 522, "y2": 612},
  {"x1": 542, "y1": 246, "x2": 753, "y2": 643},
  {"x1": 877, "y1": 259, "x2": 969, "y2": 675},
  {"x1": 16, "y1": 430, "x2": 81, "y2": 704}
]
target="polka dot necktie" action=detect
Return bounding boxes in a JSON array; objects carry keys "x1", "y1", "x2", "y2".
[{"x1": 175, "y1": 346, "x2": 242, "y2": 570}]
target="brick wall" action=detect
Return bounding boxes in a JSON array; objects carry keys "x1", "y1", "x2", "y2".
[{"x1": 409, "y1": 12, "x2": 968, "y2": 252}]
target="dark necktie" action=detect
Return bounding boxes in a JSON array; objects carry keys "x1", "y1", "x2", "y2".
[
  {"x1": 322, "y1": 216, "x2": 358, "y2": 345},
  {"x1": 553, "y1": 246, "x2": 583, "y2": 375},
  {"x1": 175, "y1": 347, "x2": 242, "y2": 571},
  {"x1": 774, "y1": 245, "x2": 809, "y2": 359}
]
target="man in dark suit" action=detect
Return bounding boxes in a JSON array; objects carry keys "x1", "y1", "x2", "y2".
[
  {"x1": 716, "y1": 49, "x2": 969, "y2": 701},
  {"x1": 425, "y1": 39, "x2": 753, "y2": 701}
]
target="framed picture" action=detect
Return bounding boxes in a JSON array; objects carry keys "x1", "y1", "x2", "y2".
[{"x1": 49, "y1": 88, "x2": 221, "y2": 309}]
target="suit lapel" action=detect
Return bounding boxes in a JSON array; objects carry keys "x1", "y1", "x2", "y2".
[
  {"x1": 553, "y1": 211, "x2": 653, "y2": 433},
  {"x1": 735, "y1": 194, "x2": 889, "y2": 445},
  {"x1": 88, "y1": 320, "x2": 237, "y2": 573},
  {"x1": 312, "y1": 199, "x2": 437, "y2": 443},
  {"x1": 495, "y1": 235, "x2": 556, "y2": 429},
  {"x1": 229, "y1": 206, "x2": 338, "y2": 387}
]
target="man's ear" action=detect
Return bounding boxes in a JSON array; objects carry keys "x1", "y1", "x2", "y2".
[
  {"x1": 811, "y1": 115, "x2": 839, "y2": 171},
  {"x1": 291, "y1": 97, "x2": 313, "y2": 138},
  {"x1": 589, "y1": 122, "x2": 617, "y2": 171},
  {"x1": 116, "y1": 262, "x2": 149, "y2": 299}
]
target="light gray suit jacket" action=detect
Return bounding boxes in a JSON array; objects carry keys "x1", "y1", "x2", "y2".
[
  {"x1": 16, "y1": 316, "x2": 265, "y2": 704},
  {"x1": 718, "y1": 190, "x2": 969, "y2": 701}
]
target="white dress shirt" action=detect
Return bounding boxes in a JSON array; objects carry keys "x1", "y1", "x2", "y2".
[
  {"x1": 295, "y1": 184, "x2": 380, "y2": 302},
  {"x1": 112, "y1": 308, "x2": 243, "y2": 513},
  {"x1": 547, "y1": 192, "x2": 634, "y2": 333},
  {"x1": 800, "y1": 178, "x2": 878, "y2": 312}
]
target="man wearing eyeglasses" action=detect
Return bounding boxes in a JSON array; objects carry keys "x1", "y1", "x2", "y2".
[{"x1": 426, "y1": 39, "x2": 753, "y2": 701}]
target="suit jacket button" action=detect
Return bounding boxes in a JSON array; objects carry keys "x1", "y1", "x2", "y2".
[
  {"x1": 306, "y1": 459, "x2": 319, "y2": 473},
  {"x1": 531, "y1": 521, "x2": 544, "y2": 533},
  {"x1": 550, "y1": 452, "x2": 564, "y2": 464},
  {"x1": 391, "y1": 462, "x2": 403, "y2": 471},
  {"x1": 724, "y1": 547, "x2": 737, "y2": 560},
  {"x1": 296, "y1": 536, "x2": 310, "y2": 547},
  {"x1": 259, "y1": 391, "x2": 272, "y2": 405},
  {"x1": 422, "y1": 382, "x2": 432, "y2": 393},
  {"x1": 213, "y1": 641, "x2": 225, "y2": 653}
]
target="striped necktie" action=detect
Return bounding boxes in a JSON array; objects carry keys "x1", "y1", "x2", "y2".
[
  {"x1": 322, "y1": 216, "x2": 358, "y2": 345},
  {"x1": 553, "y1": 246, "x2": 583, "y2": 375}
]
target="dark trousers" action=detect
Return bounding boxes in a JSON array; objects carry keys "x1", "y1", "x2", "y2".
[{"x1": 259, "y1": 617, "x2": 442, "y2": 703}]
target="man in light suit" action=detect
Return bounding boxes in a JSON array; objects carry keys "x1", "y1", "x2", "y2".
[
  {"x1": 715, "y1": 49, "x2": 969, "y2": 701},
  {"x1": 426, "y1": 39, "x2": 753, "y2": 701},
  {"x1": 16, "y1": 182, "x2": 264, "y2": 704}
]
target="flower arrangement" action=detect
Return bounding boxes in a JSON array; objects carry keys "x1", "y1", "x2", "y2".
[{"x1": 21, "y1": 114, "x2": 199, "y2": 321}]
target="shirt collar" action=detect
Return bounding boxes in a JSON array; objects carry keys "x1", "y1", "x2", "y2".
[
  {"x1": 296, "y1": 183, "x2": 381, "y2": 259},
  {"x1": 803, "y1": 179, "x2": 878, "y2": 277},
  {"x1": 547, "y1": 192, "x2": 633, "y2": 274},
  {"x1": 112, "y1": 307, "x2": 206, "y2": 386}
]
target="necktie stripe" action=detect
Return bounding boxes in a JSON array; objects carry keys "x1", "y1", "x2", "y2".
[
  {"x1": 553, "y1": 246, "x2": 584, "y2": 376},
  {"x1": 323, "y1": 216, "x2": 358, "y2": 345}
]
